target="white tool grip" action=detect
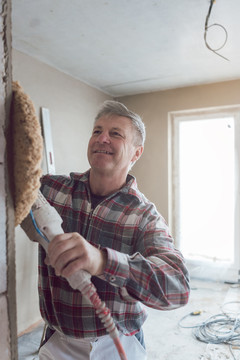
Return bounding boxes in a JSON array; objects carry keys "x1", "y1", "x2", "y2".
[
  {"x1": 31, "y1": 191, "x2": 64, "y2": 250},
  {"x1": 31, "y1": 191, "x2": 92, "y2": 290}
]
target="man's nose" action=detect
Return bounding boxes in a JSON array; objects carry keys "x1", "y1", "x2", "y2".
[{"x1": 97, "y1": 131, "x2": 110, "y2": 144}]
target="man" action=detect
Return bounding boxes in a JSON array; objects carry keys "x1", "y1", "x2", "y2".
[{"x1": 27, "y1": 101, "x2": 190, "y2": 359}]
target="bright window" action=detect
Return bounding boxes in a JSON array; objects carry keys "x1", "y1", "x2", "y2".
[{"x1": 169, "y1": 107, "x2": 240, "y2": 282}]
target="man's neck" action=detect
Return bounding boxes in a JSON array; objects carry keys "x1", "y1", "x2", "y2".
[{"x1": 89, "y1": 169, "x2": 127, "y2": 196}]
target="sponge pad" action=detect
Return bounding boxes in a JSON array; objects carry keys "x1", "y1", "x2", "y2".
[{"x1": 11, "y1": 81, "x2": 43, "y2": 226}]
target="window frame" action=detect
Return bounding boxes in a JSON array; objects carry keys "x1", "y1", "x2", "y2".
[{"x1": 168, "y1": 105, "x2": 240, "y2": 282}]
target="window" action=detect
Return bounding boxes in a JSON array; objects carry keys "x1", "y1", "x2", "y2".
[{"x1": 169, "y1": 106, "x2": 240, "y2": 282}]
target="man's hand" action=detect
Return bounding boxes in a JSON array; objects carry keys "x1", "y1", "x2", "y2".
[{"x1": 45, "y1": 233, "x2": 107, "y2": 278}]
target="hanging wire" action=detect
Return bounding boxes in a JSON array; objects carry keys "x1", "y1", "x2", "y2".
[{"x1": 204, "y1": 0, "x2": 229, "y2": 61}]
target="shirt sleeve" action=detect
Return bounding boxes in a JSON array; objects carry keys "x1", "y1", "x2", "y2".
[{"x1": 103, "y1": 210, "x2": 190, "y2": 310}]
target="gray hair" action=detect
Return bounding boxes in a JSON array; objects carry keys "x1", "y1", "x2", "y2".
[{"x1": 95, "y1": 100, "x2": 146, "y2": 146}]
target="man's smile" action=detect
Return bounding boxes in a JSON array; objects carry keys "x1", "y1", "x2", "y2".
[{"x1": 93, "y1": 150, "x2": 113, "y2": 155}]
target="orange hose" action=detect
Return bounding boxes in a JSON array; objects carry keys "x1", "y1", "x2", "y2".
[
  {"x1": 81, "y1": 281, "x2": 128, "y2": 360},
  {"x1": 113, "y1": 337, "x2": 128, "y2": 360}
]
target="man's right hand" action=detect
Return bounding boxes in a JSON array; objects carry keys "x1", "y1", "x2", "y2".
[{"x1": 45, "y1": 232, "x2": 107, "y2": 278}]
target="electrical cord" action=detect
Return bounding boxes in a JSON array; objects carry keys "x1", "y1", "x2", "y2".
[
  {"x1": 221, "y1": 301, "x2": 240, "y2": 316},
  {"x1": 204, "y1": 0, "x2": 229, "y2": 61},
  {"x1": 29, "y1": 209, "x2": 49, "y2": 243},
  {"x1": 178, "y1": 310, "x2": 240, "y2": 344},
  {"x1": 193, "y1": 313, "x2": 240, "y2": 345},
  {"x1": 178, "y1": 303, "x2": 240, "y2": 360}
]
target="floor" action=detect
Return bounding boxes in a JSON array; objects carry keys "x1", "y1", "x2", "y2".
[{"x1": 18, "y1": 279, "x2": 240, "y2": 360}]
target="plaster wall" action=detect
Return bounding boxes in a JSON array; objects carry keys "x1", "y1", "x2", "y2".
[
  {"x1": 12, "y1": 49, "x2": 111, "y2": 333},
  {"x1": 118, "y1": 80, "x2": 240, "y2": 222}
]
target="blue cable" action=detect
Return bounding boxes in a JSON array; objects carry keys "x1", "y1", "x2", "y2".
[{"x1": 30, "y1": 209, "x2": 50, "y2": 243}]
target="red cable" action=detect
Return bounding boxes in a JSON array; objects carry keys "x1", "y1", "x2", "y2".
[{"x1": 81, "y1": 282, "x2": 128, "y2": 360}]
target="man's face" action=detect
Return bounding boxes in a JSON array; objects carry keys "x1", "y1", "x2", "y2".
[{"x1": 87, "y1": 114, "x2": 142, "y2": 176}]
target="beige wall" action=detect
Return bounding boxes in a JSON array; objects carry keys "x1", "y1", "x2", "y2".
[
  {"x1": 12, "y1": 49, "x2": 111, "y2": 333},
  {"x1": 119, "y1": 80, "x2": 240, "y2": 222}
]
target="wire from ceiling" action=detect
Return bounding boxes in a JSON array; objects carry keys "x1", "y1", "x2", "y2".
[{"x1": 204, "y1": 0, "x2": 229, "y2": 61}]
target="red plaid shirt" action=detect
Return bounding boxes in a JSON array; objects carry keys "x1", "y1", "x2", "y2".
[{"x1": 39, "y1": 170, "x2": 190, "y2": 338}]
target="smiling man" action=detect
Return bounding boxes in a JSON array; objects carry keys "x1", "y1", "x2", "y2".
[
  {"x1": 33, "y1": 101, "x2": 190, "y2": 359},
  {"x1": 87, "y1": 112, "x2": 143, "y2": 195}
]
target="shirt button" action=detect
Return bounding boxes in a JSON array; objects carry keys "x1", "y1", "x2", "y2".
[{"x1": 110, "y1": 275, "x2": 116, "y2": 282}]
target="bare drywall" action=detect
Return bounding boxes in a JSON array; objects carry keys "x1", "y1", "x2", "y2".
[{"x1": 12, "y1": 49, "x2": 112, "y2": 334}]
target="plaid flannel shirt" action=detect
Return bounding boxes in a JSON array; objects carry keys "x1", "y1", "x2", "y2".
[{"x1": 39, "y1": 170, "x2": 190, "y2": 338}]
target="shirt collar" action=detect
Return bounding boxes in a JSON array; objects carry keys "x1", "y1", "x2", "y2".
[{"x1": 70, "y1": 170, "x2": 142, "y2": 203}]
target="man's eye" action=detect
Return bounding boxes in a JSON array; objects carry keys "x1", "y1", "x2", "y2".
[
  {"x1": 112, "y1": 131, "x2": 122, "y2": 137},
  {"x1": 93, "y1": 130, "x2": 101, "y2": 135}
]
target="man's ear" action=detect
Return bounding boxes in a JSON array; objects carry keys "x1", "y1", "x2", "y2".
[{"x1": 131, "y1": 145, "x2": 144, "y2": 163}]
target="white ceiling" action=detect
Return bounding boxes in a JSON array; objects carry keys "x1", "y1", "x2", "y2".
[{"x1": 12, "y1": 0, "x2": 240, "y2": 97}]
